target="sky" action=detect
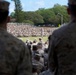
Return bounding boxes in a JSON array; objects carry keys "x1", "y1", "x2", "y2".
[{"x1": 7, "y1": 0, "x2": 68, "y2": 13}]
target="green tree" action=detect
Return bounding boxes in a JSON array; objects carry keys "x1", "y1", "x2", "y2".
[
  {"x1": 36, "y1": 8, "x2": 56, "y2": 25},
  {"x1": 10, "y1": 3, "x2": 70, "y2": 26},
  {"x1": 23, "y1": 20, "x2": 34, "y2": 25},
  {"x1": 24, "y1": 12, "x2": 44, "y2": 25},
  {"x1": 36, "y1": 5, "x2": 69, "y2": 26},
  {"x1": 10, "y1": 12, "x2": 15, "y2": 18},
  {"x1": 53, "y1": 4, "x2": 69, "y2": 24},
  {"x1": 11, "y1": 0, "x2": 24, "y2": 23}
]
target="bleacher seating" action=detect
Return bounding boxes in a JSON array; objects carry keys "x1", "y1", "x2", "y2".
[{"x1": 7, "y1": 23, "x2": 58, "y2": 37}]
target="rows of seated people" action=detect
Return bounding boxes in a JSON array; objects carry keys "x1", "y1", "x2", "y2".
[{"x1": 7, "y1": 23, "x2": 57, "y2": 37}]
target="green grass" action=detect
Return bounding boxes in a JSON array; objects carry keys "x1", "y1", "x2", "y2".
[{"x1": 18, "y1": 36, "x2": 48, "y2": 42}]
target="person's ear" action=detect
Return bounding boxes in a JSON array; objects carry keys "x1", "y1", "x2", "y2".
[
  {"x1": 67, "y1": 7, "x2": 71, "y2": 15},
  {"x1": 7, "y1": 16, "x2": 10, "y2": 23}
]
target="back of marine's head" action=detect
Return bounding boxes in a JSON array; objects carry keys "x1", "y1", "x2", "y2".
[
  {"x1": 68, "y1": 0, "x2": 76, "y2": 16},
  {"x1": 0, "y1": 0, "x2": 10, "y2": 24}
]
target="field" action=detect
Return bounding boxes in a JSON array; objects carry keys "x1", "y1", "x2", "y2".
[{"x1": 18, "y1": 36, "x2": 48, "y2": 42}]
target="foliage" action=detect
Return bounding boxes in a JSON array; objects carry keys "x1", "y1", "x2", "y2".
[
  {"x1": 53, "y1": 4, "x2": 70, "y2": 24},
  {"x1": 24, "y1": 12, "x2": 44, "y2": 25},
  {"x1": 10, "y1": 12, "x2": 15, "y2": 18},
  {"x1": 10, "y1": 3, "x2": 70, "y2": 26},
  {"x1": 11, "y1": 0, "x2": 24, "y2": 23},
  {"x1": 23, "y1": 20, "x2": 34, "y2": 25}
]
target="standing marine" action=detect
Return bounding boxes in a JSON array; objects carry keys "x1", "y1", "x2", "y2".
[
  {"x1": 0, "y1": 0, "x2": 32, "y2": 75},
  {"x1": 48, "y1": 0, "x2": 76, "y2": 75}
]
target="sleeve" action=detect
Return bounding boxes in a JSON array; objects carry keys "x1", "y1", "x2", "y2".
[
  {"x1": 48, "y1": 34, "x2": 58, "y2": 73},
  {"x1": 17, "y1": 44, "x2": 32, "y2": 75}
]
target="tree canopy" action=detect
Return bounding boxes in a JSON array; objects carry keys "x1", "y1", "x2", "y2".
[
  {"x1": 11, "y1": 0, "x2": 24, "y2": 22},
  {"x1": 10, "y1": 3, "x2": 70, "y2": 27}
]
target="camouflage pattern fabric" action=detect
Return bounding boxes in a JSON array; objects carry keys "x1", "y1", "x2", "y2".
[
  {"x1": 48, "y1": 20, "x2": 76, "y2": 75},
  {"x1": 0, "y1": 28, "x2": 32, "y2": 75}
]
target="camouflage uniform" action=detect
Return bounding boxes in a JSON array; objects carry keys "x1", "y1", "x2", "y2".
[
  {"x1": 0, "y1": 28, "x2": 32, "y2": 75},
  {"x1": 0, "y1": 0, "x2": 32, "y2": 75},
  {"x1": 48, "y1": 20, "x2": 76, "y2": 75},
  {"x1": 48, "y1": 0, "x2": 76, "y2": 74}
]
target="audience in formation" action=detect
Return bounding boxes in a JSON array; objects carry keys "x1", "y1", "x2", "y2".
[{"x1": 7, "y1": 23, "x2": 57, "y2": 37}]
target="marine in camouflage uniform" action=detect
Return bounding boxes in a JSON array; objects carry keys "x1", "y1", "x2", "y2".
[
  {"x1": 48, "y1": 0, "x2": 76, "y2": 75},
  {"x1": 0, "y1": 0, "x2": 32, "y2": 75}
]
